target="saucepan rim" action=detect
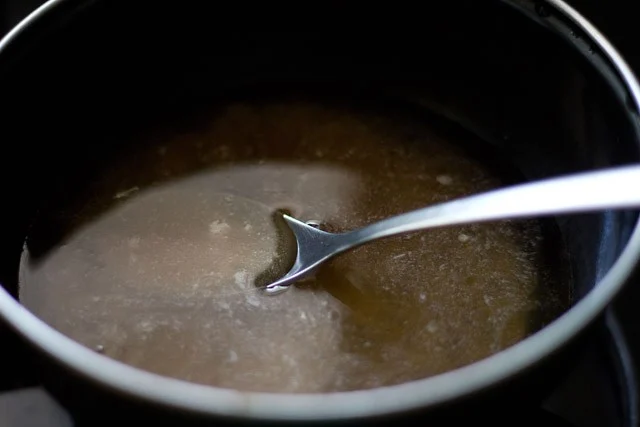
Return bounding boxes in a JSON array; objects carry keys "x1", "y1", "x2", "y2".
[{"x1": 0, "y1": 0, "x2": 639, "y2": 421}]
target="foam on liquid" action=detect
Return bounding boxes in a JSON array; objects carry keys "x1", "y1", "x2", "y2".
[{"x1": 19, "y1": 100, "x2": 570, "y2": 393}]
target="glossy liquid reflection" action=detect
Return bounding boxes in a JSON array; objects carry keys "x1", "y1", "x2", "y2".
[{"x1": 19, "y1": 99, "x2": 571, "y2": 393}]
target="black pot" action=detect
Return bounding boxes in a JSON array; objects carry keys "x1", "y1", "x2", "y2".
[{"x1": 0, "y1": 0, "x2": 639, "y2": 425}]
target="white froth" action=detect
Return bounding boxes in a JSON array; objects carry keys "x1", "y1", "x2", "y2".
[
  {"x1": 436, "y1": 175, "x2": 453, "y2": 185},
  {"x1": 209, "y1": 220, "x2": 231, "y2": 235}
]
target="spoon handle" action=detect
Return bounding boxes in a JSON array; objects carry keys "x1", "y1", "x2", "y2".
[{"x1": 345, "y1": 165, "x2": 640, "y2": 248}]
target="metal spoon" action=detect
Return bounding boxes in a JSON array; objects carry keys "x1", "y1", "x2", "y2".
[{"x1": 264, "y1": 165, "x2": 640, "y2": 295}]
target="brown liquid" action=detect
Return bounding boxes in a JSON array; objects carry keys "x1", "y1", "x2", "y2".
[{"x1": 19, "y1": 98, "x2": 570, "y2": 393}]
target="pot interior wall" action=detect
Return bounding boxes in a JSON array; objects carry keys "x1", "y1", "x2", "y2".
[{"x1": 0, "y1": 1, "x2": 638, "y2": 314}]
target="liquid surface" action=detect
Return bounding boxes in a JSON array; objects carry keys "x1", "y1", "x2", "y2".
[{"x1": 19, "y1": 99, "x2": 570, "y2": 393}]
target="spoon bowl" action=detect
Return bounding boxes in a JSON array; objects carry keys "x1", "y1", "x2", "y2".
[{"x1": 265, "y1": 165, "x2": 640, "y2": 295}]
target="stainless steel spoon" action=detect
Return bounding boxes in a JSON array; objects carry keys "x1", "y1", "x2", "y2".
[{"x1": 264, "y1": 165, "x2": 640, "y2": 295}]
